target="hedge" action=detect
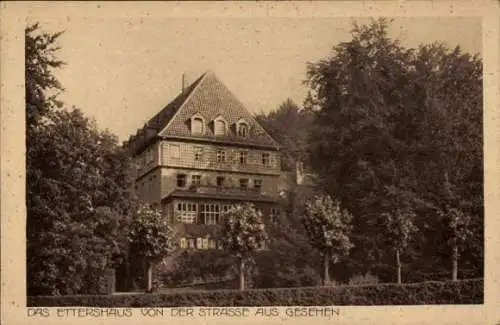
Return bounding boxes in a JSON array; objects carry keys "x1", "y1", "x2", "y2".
[{"x1": 28, "y1": 278, "x2": 483, "y2": 307}]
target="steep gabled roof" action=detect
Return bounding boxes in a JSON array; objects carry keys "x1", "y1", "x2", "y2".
[
  {"x1": 127, "y1": 70, "x2": 281, "y2": 154},
  {"x1": 125, "y1": 73, "x2": 205, "y2": 154},
  {"x1": 143, "y1": 73, "x2": 205, "y2": 133},
  {"x1": 159, "y1": 70, "x2": 280, "y2": 149}
]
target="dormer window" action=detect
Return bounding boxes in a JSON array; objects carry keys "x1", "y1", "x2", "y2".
[
  {"x1": 236, "y1": 119, "x2": 249, "y2": 137},
  {"x1": 190, "y1": 113, "x2": 205, "y2": 135},
  {"x1": 213, "y1": 116, "x2": 228, "y2": 136}
]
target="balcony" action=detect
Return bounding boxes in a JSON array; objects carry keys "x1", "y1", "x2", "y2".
[
  {"x1": 166, "y1": 184, "x2": 277, "y2": 203},
  {"x1": 187, "y1": 184, "x2": 261, "y2": 196}
]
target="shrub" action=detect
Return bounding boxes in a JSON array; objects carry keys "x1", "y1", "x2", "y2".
[
  {"x1": 252, "y1": 238, "x2": 322, "y2": 288},
  {"x1": 348, "y1": 272, "x2": 380, "y2": 285},
  {"x1": 158, "y1": 250, "x2": 236, "y2": 287},
  {"x1": 28, "y1": 278, "x2": 483, "y2": 307}
]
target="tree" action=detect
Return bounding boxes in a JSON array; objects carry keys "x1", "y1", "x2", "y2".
[
  {"x1": 27, "y1": 108, "x2": 135, "y2": 295},
  {"x1": 25, "y1": 23, "x2": 64, "y2": 129},
  {"x1": 305, "y1": 18, "x2": 482, "y2": 280},
  {"x1": 438, "y1": 207, "x2": 473, "y2": 281},
  {"x1": 26, "y1": 23, "x2": 138, "y2": 295},
  {"x1": 255, "y1": 99, "x2": 314, "y2": 171},
  {"x1": 301, "y1": 195, "x2": 354, "y2": 285},
  {"x1": 128, "y1": 204, "x2": 176, "y2": 292},
  {"x1": 220, "y1": 203, "x2": 268, "y2": 290},
  {"x1": 380, "y1": 208, "x2": 417, "y2": 284},
  {"x1": 409, "y1": 44, "x2": 483, "y2": 279}
]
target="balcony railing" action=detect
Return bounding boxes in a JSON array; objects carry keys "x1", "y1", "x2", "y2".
[{"x1": 187, "y1": 184, "x2": 261, "y2": 196}]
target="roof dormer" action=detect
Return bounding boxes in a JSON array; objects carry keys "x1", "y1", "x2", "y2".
[
  {"x1": 190, "y1": 113, "x2": 205, "y2": 135},
  {"x1": 236, "y1": 118, "x2": 250, "y2": 138},
  {"x1": 212, "y1": 115, "x2": 228, "y2": 136}
]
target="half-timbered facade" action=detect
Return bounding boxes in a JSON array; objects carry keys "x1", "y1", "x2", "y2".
[{"x1": 124, "y1": 71, "x2": 283, "y2": 249}]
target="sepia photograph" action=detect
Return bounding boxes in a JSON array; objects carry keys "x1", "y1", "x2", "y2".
[
  {"x1": 22, "y1": 12, "x2": 486, "y2": 308},
  {"x1": 2, "y1": 3, "x2": 498, "y2": 324}
]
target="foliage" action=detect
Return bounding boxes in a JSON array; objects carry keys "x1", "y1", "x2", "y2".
[
  {"x1": 129, "y1": 204, "x2": 176, "y2": 264},
  {"x1": 253, "y1": 242, "x2": 322, "y2": 288},
  {"x1": 26, "y1": 23, "x2": 137, "y2": 296},
  {"x1": 25, "y1": 23, "x2": 64, "y2": 129},
  {"x1": 255, "y1": 99, "x2": 314, "y2": 171},
  {"x1": 220, "y1": 203, "x2": 268, "y2": 290},
  {"x1": 305, "y1": 18, "x2": 483, "y2": 280},
  {"x1": 302, "y1": 195, "x2": 354, "y2": 262},
  {"x1": 28, "y1": 279, "x2": 483, "y2": 306},
  {"x1": 158, "y1": 249, "x2": 237, "y2": 287},
  {"x1": 439, "y1": 207, "x2": 473, "y2": 251},
  {"x1": 380, "y1": 208, "x2": 418, "y2": 251},
  {"x1": 27, "y1": 109, "x2": 136, "y2": 295},
  {"x1": 348, "y1": 272, "x2": 380, "y2": 285},
  {"x1": 221, "y1": 204, "x2": 268, "y2": 259}
]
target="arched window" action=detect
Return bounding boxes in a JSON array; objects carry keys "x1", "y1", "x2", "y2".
[
  {"x1": 214, "y1": 119, "x2": 226, "y2": 136},
  {"x1": 238, "y1": 123, "x2": 249, "y2": 137},
  {"x1": 191, "y1": 117, "x2": 204, "y2": 135}
]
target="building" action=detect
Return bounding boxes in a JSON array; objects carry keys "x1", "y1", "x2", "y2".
[{"x1": 124, "y1": 70, "x2": 284, "y2": 250}]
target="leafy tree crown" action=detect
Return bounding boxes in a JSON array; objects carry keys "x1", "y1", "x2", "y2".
[
  {"x1": 128, "y1": 204, "x2": 176, "y2": 263},
  {"x1": 302, "y1": 195, "x2": 354, "y2": 261},
  {"x1": 220, "y1": 203, "x2": 268, "y2": 260}
]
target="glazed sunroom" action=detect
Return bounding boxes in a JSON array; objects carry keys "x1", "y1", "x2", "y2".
[{"x1": 162, "y1": 188, "x2": 280, "y2": 226}]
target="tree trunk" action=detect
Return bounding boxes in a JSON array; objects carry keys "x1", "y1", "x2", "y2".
[
  {"x1": 323, "y1": 253, "x2": 330, "y2": 285},
  {"x1": 396, "y1": 248, "x2": 402, "y2": 285},
  {"x1": 239, "y1": 259, "x2": 245, "y2": 291},
  {"x1": 125, "y1": 255, "x2": 131, "y2": 291},
  {"x1": 144, "y1": 261, "x2": 153, "y2": 292},
  {"x1": 452, "y1": 244, "x2": 458, "y2": 281}
]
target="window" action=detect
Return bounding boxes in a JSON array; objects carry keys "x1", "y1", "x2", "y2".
[
  {"x1": 239, "y1": 151, "x2": 247, "y2": 165},
  {"x1": 180, "y1": 238, "x2": 187, "y2": 249},
  {"x1": 191, "y1": 175, "x2": 201, "y2": 186},
  {"x1": 214, "y1": 119, "x2": 226, "y2": 136},
  {"x1": 208, "y1": 238, "x2": 217, "y2": 249},
  {"x1": 262, "y1": 153, "x2": 270, "y2": 166},
  {"x1": 192, "y1": 117, "x2": 204, "y2": 135},
  {"x1": 196, "y1": 237, "x2": 203, "y2": 249},
  {"x1": 170, "y1": 144, "x2": 180, "y2": 159},
  {"x1": 217, "y1": 149, "x2": 226, "y2": 163},
  {"x1": 176, "y1": 202, "x2": 198, "y2": 223},
  {"x1": 187, "y1": 238, "x2": 195, "y2": 249},
  {"x1": 240, "y1": 178, "x2": 249, "y2": 189},
  {"x1": 254, "y1": 179, "x2": 262, "y2": 191},
  {"x1": 202, "y1": 238, "x2": 209, "y2": 249},
  {"x1": 217, "y1": 240, "x2": 224, "y2": 250},
  {"x1": 201, "y1": 203, "x2": 220, "y2": 225},
  {"x1": 238, "y1": 123, "x2": 249, "y2": 137},
  {"x1": 177, "y1": 174, "x2": 187, "y2": 187},
  {"x1": 216, "y1": 176, "x2": 225, "y2": 187},
  {"x1": 194, "y1": 146, "x2": 203, "y2": 161}
]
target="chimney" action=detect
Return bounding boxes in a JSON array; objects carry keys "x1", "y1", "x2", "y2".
[
  {"x1": 182, "y1": 73, "x2": 187, "y2": 94},
  {"x1": 296, "y1": 160, "x2": 304, "y2": 185}
]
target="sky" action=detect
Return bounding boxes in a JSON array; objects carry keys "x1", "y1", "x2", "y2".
[{"x1": 29, "y1": 15, "x2": 482, "y2": 142}]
